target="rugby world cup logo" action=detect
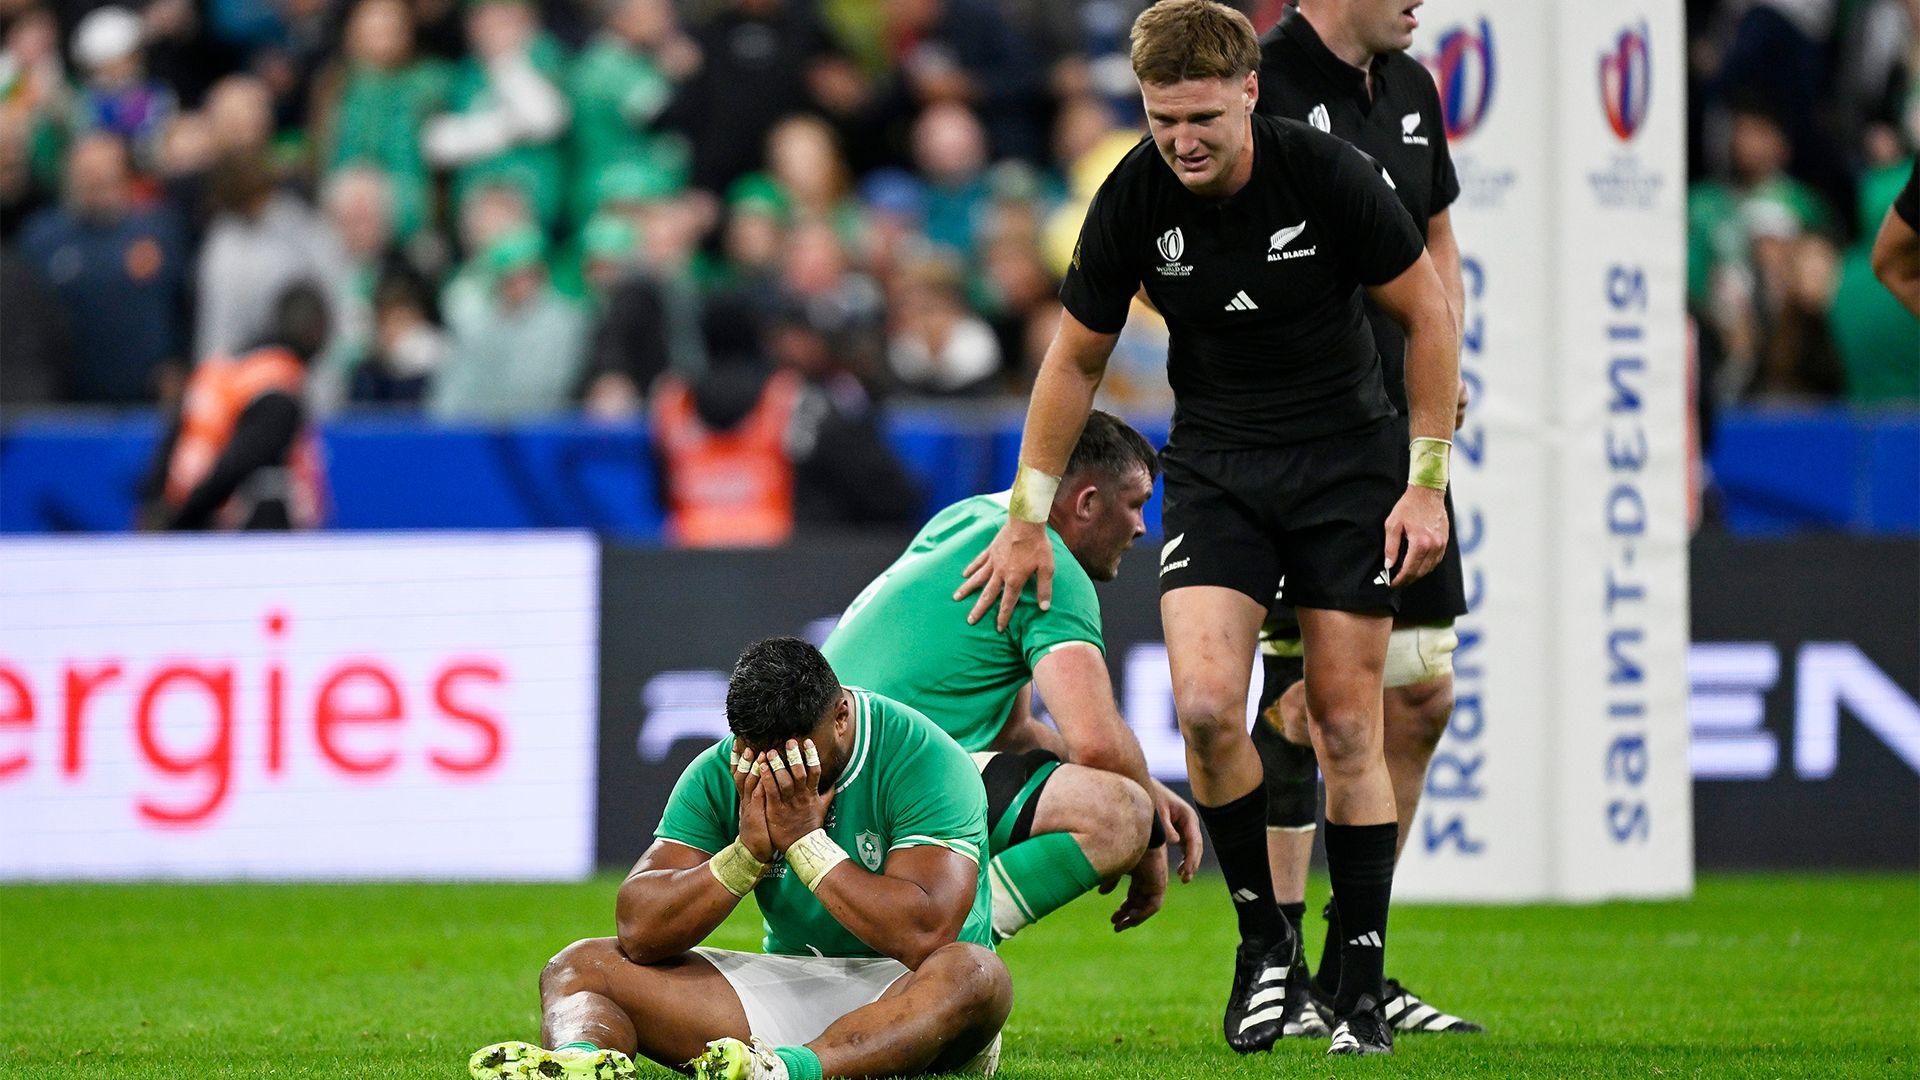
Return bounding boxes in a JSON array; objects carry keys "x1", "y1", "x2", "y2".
[
  {"x1": 1599, "y1": 22, "x2": 1652, "y2": 141},
  {"x1": 1424, "y1": 18, "x2": 1496, "y2": 140},
  {"x1": 1157, "y1": 227, "x2": 1185, "y2": 264}
]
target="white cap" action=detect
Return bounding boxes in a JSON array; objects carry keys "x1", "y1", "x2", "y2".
[{"x1": 74, "y1": 7, "x2": 144, "y2": 69}]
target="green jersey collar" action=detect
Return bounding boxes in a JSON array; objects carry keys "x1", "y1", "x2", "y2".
[{"x1": 835, "y1": 687, "x2": 875, "y2": 793}]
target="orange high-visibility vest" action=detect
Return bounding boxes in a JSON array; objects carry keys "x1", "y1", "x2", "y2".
[
  {"x1": 651, "y1": 369, "x2": 800, "y2": 547},
  {"x1": 165, "y1": 347, "x2": 327, "y2": 529}
]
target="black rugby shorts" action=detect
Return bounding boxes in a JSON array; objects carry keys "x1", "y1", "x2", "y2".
[{"x1": 1157, "y1": 417, "x2": 1402, "y2": 615}]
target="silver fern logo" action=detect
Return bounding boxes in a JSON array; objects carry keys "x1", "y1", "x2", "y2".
[
  {"x1": 1267, "y1": 221, "x2": 1316, "y2": 262},
  {"x1": 1157, "y1": 227, "x2": 1184, "y2": 263},
  {"x1": 1308, "y1": 103, "x2": 1331, "y2": 131}
]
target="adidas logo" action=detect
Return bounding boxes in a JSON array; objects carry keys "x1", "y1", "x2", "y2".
[
  {"x1": 1347, "y1": 930, "x2": 1384, "y2": 948},
  {"x1": 1373, "y1": 567, "x2": 1393, "y2": 586},
  {"x1": 1224, "y1": 290, "x2": 1258, "y2": 311},
  {"x1": 1231, "y1": 888, "x2": 1260, "y2": 903}
]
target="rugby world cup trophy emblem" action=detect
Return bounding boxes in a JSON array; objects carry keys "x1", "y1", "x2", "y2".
[{"x1": 1157, "y1": 227, "x2": 1185, "y2": 264}]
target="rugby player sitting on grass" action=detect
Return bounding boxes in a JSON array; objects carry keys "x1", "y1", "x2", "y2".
[{"x1": 469, "y1": 637, "x2": 1008, "y2": 1080}]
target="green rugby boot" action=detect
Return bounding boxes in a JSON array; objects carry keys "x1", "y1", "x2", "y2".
[
  {"x1": 687, "y1": 1037, "x2": 773, "y2": 1080},
  {"x1": 469, "y1": 1040, "x2": 638, "y2": 1079}
]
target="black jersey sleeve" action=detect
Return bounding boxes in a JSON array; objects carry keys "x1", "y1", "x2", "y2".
[
  {"x1": 1058, "y1": 172, "x2": 1141, "y2": 335},
  {"x1": 1895, "y1": 158, "x2": 1918, "y2": 231},
  {"x1": 1310, "y1": 135, "x2": 1426, "y2": 286},
  {"x1": 1424, "y1": 86, "x2": 1462, "y2": 215}
]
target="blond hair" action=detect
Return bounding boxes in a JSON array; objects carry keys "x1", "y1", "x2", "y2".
[{"x1": 1130, "y1": 0, "x2": 1261, "y2": 86}]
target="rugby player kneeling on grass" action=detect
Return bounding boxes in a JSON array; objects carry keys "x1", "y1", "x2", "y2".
[
  {"x1": 469, "y1": 638, "x2": 1008, "y2": 1080},
  {"x1": 823, "y1": 410, "x2": 1203, "y2": 944}
]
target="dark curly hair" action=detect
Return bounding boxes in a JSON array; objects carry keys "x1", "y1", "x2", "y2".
[
  {"x1": 725, "y1": 637, "x2": 843, "y2": 750},
  {"x1": 1064, "y1": 410, "x2": 1160, "y2": 485}
]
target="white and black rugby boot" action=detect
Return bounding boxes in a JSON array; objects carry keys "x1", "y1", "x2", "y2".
[
  {"x1": 1381, "y1": 978, "x2": 1485, "y2": 1034},
  {"x1": 1326, "y1": 994, "x2": 1394, "y2": 1057},
  {"x1": 1279, "y1": 956, "x2": 1329, "y2": 1038},
  {"x1": 1222, "y1": 934, "x2": 1294, "y2": 1053}
]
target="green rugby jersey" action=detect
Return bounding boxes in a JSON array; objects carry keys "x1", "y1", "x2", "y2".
[
  {"x1": 822, "y1": 493, "x2": 1104, "y2": 751},
  {"x1": 653, "y1": 687, "x2": 992, "y2": 958}
]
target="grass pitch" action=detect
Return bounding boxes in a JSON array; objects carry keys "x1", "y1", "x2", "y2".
[{"x1": 2, "y1": 873, "x2": 1914, "y2": 1078}]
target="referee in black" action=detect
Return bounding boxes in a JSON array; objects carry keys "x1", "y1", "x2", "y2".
[
  {"x1": 1248, "y1": 0, "x2": 1485, "y2": 1040},
  {"x1": 956, "y1": 0, "x2": 1459, "y2": 1058}
]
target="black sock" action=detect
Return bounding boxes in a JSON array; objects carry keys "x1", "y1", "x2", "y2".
[
  {"x1": 1323, "y1": 822, "x2": 1397, "y2": 1014},
  {"x1": 1314, "y1": 898, "x2": 1341, "y2": 996},
  {"x1": 1196, "y1": 787, "x2": 1287, "y2": 947},
  {"x1": 1277, "y1": 900, "x2": 1307, "y2": 960}
]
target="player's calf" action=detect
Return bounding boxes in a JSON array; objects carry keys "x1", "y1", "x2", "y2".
[{"x1": 1383, "y1": 674, "x2": 1452, "y2": 763}]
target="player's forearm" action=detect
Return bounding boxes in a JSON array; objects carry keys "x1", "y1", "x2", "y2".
[
  {"x1": 1017, "y1": 337, "x2": 1105, "y2": 477},
  {"x1": 989, "y1": 715, "x2": 1069, "y2": 758},
  {"x1": 1428, "y1": 217, "x2": 1466, "y2": 338},
  {"x1": 811, "y1": 867, "x2": 967, "y2": 969},
  {"x1": 1402, "y1": 294, "x2": 1461, "y2": 443},
  {"x1": 613, "y1": 865, "x2": 740, "y2": 963}
]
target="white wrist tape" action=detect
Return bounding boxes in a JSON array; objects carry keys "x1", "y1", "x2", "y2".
[
  {"x1": 709, "y1": 840, "x2": 767, "y2": 897},
  {"x1": 1008, "y1": 463, "x2": 1060, "y2": 523},
  {"x1": 1409, "y1": 437, "x2": 1452, "y2": 491},
  {"x1": 785, "y1": 829, "x2": 850, "y2": 892}
]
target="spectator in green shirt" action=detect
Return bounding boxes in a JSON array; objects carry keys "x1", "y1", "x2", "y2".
[
  {"x1": 315, "y1": 0, "x2": 453, "y2": 241},
  {"x1": 1688, "y1": 101, "x2": 1831, "y2": 308},
  {"x1": 565, "y1": 0, "x2": 696, "y2": 225},
  {"x1": 424, "y1": 0, "x2": 570, "y2": 230}
]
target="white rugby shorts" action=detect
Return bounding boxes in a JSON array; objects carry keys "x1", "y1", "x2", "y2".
[{"x1": 690, "y1": 948, "x2": 1002, "y2": 1074}]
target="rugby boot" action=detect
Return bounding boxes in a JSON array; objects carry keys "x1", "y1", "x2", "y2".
[
  {"x1": 1279, "y1": 955, "x2": 1329, "y2": 1038},
  {"x1": 1326, "y1": 994, "x2": 1394, "y2": 1056},
  {"x1": 1222, "y1": 931, "x2": 1294, "y2": 1052},
  {"x1": 1381, "y1": 977, "x2": 1485, "y2": 1033},
  {"x1": 468, "y1": 1040, "x2": 637, "y2": 1079},
  {"x1": 688, "y1": 1037, "x2": 776, "y2": 1080}
]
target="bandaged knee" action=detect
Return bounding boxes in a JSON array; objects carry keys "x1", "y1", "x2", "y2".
[{"x1": 1383, "y1": 622, "x2": 1459, "y2": 689}]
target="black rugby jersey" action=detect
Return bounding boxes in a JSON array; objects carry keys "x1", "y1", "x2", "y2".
[
  {"x1": 1257, "y1": 8, "x2": 1460, "y2": 415},
  {"x1": 1059, "y1": 112, "x2": 1424, "y2": 449}
]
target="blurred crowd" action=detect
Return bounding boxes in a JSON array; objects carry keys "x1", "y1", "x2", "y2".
[
  {"x1": 0, "y1": 0, "x2": 1912, "y2": 430},
  {"x1": 1687, "y1": 0, "x2": 1920, "y2": 407},
  {"x1": 0, "y1": 0, "x2": 1211, "y2": 421}
]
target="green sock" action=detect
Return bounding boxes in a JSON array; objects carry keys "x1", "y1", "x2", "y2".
[
  {"x1": 555, "y1": 1041, "x2": 598, "y2": 1053},
  {"x1": 773, "y1": 1045, "x2": 823, "y2": 1080},
  {"x1": 988, "y1": 831, "x2": 1102, "y2": 941}
]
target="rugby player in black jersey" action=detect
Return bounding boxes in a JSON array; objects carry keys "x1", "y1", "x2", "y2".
[
  {"x1": 957, "y1": 0, "x2": 1459, "y2": 1058},
  {"x1": 1871, "y1": 157, "x2": 1920, "y2": 316},
  {"x1": 1249, "y1": 0, "x2": 1484, "y2": 1039}
]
